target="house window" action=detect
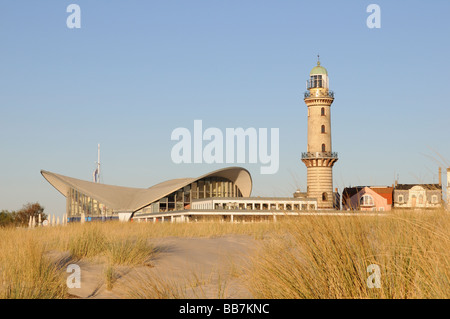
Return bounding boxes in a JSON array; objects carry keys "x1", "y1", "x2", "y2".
[
  {"x1": 431, "y1": 195, "x2": 438, "y2": 204},
  {"x1": 398, "y1": 195, "x2": 404, "y2": 203},
  {"x1": 321, "y1": 108, "x2": 325, "y2": 116},
  {"x1": 360, "y1": 194, "x2": 374, "y2": 206},
  {"x1": 322, "y1": 144, "x2": 326, "y2": 152},
  {"x1": 321, "y1": 125, "x2": 326, "y2": 133}
]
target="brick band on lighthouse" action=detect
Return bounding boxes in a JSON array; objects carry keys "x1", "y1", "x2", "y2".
[{"x1": 301, "y1": 56, "x2": 338, "y2": 210}]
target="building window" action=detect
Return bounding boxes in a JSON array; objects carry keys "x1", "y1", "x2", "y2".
[
  {"x1": 321, "y1": 125, "x2": 326, "y2": 133},
  {"x1": 360, "y1": 194, "x2": 374, "y2": 206},
  {"x1": 398, "y1": 195, "x2": 404, "y2": 203},
  {"x1": 321, "y1": 107, "x2": 325, "y2": 116},
  {"x1": 431, "y1": 195, "x2": 438, "y2": 204},
  {"x1": 322, "y1": 192, "x2": 328, "y2": 201},
  {"x1": 379, "y1": 207, "x2": 384, "y2": 211},
  {"x1": 322, "y1": 144, "x2": 326, "y2": 152}
]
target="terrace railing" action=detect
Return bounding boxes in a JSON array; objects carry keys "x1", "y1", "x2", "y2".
[
  {"x1": 304, "y1": 91, "x2": 334, "y2": 99},
  {"x1": 301, "y1": 152, "x2": 338, "y2": 159}
]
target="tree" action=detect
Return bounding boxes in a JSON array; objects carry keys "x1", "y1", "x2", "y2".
[
  {"x1": 14, "y1": 202, "x2": 47, "y2": 226},
  {"x1": 0, "y1": 210, "x2": 15, "y2": 227}
]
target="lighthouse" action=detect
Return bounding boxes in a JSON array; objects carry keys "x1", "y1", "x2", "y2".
[{"x1": 301, "y1": 57, "x2": 338, "y2": 210}]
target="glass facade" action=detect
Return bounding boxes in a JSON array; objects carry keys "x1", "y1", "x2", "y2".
[
  {"x1": 134, "y1": 177, "x2": 243, "y2": 216},
  {"x1": 67, "y1": 176, "x2": 244, "y2": 219},
  {"x1": 67, "y1": 187, "x2": 115, "y2": 220}
]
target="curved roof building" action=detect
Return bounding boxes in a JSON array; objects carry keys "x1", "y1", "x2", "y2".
[{"x1": 41, "y1": 167, "x2": 252, "y2": 221}]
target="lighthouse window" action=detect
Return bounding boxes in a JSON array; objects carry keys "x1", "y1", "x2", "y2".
[
  {"x1": 321, "y1": 125, "x2": 326, "y2": 133},
  {"x1": 322, "y1": 192, "x2": 328, "y2": 201},
  {"x1": 321, "y1": 108, "x2": 325, "y2": 116},
  {"x1": 322, "y1": 144, "x2": 326, "y2": 152},
  {"x1": 310, "y1": 75, "x2": 323, "y2": 88}
]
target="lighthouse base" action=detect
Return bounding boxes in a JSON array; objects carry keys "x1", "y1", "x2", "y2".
[{"x1": 306, "y1": 166, "x2": 335, "y2": 210}]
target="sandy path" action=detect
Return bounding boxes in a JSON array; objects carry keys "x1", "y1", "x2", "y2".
[{"x1": 67, "y1": 235, "x2": 258, "y2": 299}]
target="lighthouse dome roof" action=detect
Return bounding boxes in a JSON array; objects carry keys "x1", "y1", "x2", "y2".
[{"x1": 310, "y1": 62, "x2": 328, "y2": 75}]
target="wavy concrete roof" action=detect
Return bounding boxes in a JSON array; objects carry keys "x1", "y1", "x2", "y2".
[{"x1": 41, "y1": 167, "x2": 252, "y2": 212}]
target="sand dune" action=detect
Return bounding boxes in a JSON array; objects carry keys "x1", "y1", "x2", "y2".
[{"x1": 66, "y1": 235, "x2": 257, "y2": 299}]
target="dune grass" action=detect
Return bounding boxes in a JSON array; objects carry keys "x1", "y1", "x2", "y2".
[
  {"x1": 119, "y1": 265, "x2": 233, "y2": 299},
  {"x1": 0, "y1": 209, "x2": 448, "y2": 299},
  {"x1": 104, "y1": 264, "x2": 117, "y2": 291},
  {"x1": 120, "y1": 271, "x2": 188, "y2": 299},
  {"x1": 0, "y1": 229, "x2": 67, "y2": 299},
  {"x1": 68, "y1": 226, "x2": 107, "y2": 260},
  {"x1": 245, "y1": 210, "x2": 450, "y2": 299}
]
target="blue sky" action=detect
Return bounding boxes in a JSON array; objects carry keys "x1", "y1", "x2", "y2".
[{"x1": 1, "y1": 1, "x2": 449, "y2": 216}]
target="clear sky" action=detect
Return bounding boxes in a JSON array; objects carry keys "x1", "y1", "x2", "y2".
[{"x1": 1, "y1": 1, "x2": 449, "y2": 216}]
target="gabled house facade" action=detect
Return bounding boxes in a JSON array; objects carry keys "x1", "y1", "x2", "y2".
[{"x1": 342, "y1": 186, "x2": 393, "y2": 212}]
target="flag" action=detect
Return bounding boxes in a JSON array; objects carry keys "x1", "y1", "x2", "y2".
[{"x1": 93, "y1": 167, "x2": 99, "y2": 183}]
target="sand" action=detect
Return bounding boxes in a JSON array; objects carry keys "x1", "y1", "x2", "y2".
[{"x1": 64, "y1": 235, "x2": 258, "y2": 299}]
